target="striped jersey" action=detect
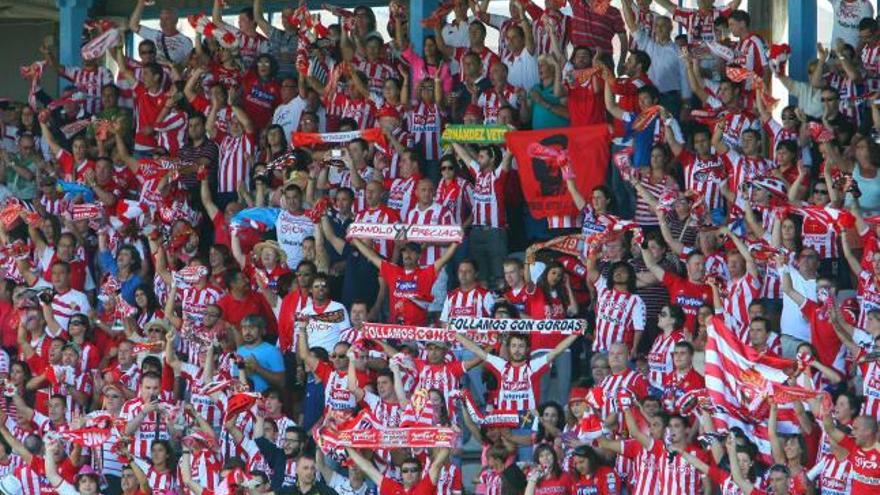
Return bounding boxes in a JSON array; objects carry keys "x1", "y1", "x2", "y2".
[
  {"x1": 809, "y1": 454, "x2": 851, "y2": 495},
  {"x1": 407, "y1": 102, "x2": 444, "y2": 161},
  {"x1": 659, "y1": 443, "x2": 708, "y2": 495},
  {"x1": 592, "y1": 277, "x2": 647, "y2": 353},
  {"x1": 722, "y1": 150, "x2": 776, "y2": 197},
  {"x1": 452, "y1": 46, "x2": 500, "y2": 79},
  {"x1": 355, "y1": 57, "x2": 397, "y2": 97},
  {"x1": 717, "y1": 110, "x2": 761, "y2": 150},
  {"x1": 600, "y1": 369, "x2": 649, "y2": 420},
  {"x1": 466, "y1": 161, "x2": 508, "y2": 228},
  {"x1": 678, "y1": 150, "x2": 727, "y2": 210},
  {"x1": 635, "y1": 176, "x2": 678, "y2": 226},
  {"x1": 672, "y1": 7, "x2": 732, "y2": 45},
  {"x1": 435, "y1": 177, "x2": 473, "y2": 225},
  {"x1": 59, "y1": 65, "x2": 114, "y2": 115},
  {"x1": 620, "y1": 439, "x2": 663, "y2": 495},
  {"x1": 155, "y1": 110, "x2": 188, "y2": 157},
  {"x1": 647, "y1": 330, "x2": 687, "y2": 390},
  {"x1": 439, "y1": 286, "x2": 495, "y2": 322},
  {"x1": 354, "y1": 206, "x2": 401, "y2": 258},
  {"x1": 413, "y1": 359, "x2": 466, "y2": 412},
  {"x1": 484, "y1": 353, "x2": 551, "y2": 411},
  {"x1": 533, "y1": 10, "x2": 568, "y2": 58},
  {"x1": 216, "y1": 132, "x2": 255, "y2": 193},
  {"x1": 386, "y1": 175, "x2": 420, "y2": 220},
  {"x1": 723, "y1": 273, "x2": 762, "y2": 332},
  {"x1": 120, "y1": 397, "x2": 172, "y2": 458},
  {"x1": 230, "y1": 28, "x2": 269, "y2": 68},
  {"x1": 857, "y1": 270, "x2": 880, "y2": 331},
  {"x1": 477, "y1": 85, "x2": 518, "y2": 124},
  {"x1": 734, "y1": 33, "x2": 768, "y2": 89},
  {"x1": 858, "y1": 351, "x2": 880, "y2": 419},
  {"x1": 407, "y1": 203, "x2": 455, "y2": 265}
]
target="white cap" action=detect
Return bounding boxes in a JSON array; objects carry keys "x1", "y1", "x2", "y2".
[{"x1": 0, "y1": 475, "x2": 22, "y2": 495}]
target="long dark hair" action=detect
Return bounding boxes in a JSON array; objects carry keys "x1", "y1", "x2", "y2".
[
  {"x1": 537, "y1": 260, "x2": 570, "y2": 310},
  {"x1": 532, "y1": 444, "x2": 562, "y2": 479},
  {"x1": 605, "y1": 261, "x2": 636, "y2": 293},
  {"x1": 534, "y1": 401, "x2": 565, "y2": 445},
  {"x1": 133, "y1": 284, "x2": 160, "y2": 318}
]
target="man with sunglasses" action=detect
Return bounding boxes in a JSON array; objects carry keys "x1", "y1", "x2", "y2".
[
  {"x1": 347, "y1": 447, "x2": 450, "y2": 495},
  {"x1": 298, "y1": 273, "x2": 350, "y2": 352}
]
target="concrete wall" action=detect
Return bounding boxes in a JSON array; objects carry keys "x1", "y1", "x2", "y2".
[{"x1": 0, "y1": 19, "x2": 58, "y2": 103}]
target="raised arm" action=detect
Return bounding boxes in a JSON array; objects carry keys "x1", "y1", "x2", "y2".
[
  {"x1": 726, "y1": 434, "x2": 756, "y2": 495},
  {"x1": 351, "y1": 238, "x2": 384, "y2": 269},
  {"x1": 129, "y1": 0, "x2": 147, "y2": 32},
  {"x1": 546, "y1": 333, "x2": 579, "y2": 363},
  {"x1": 684, "y1": 57, "x2": 709, "y2": 104},
  {"x1": 454, "y1": 333, "x2": 490, "y2": 361},
  {"x1": 620, "y1": 0, "x2": 637, "y2": 34},
  {"x1": 839, "y1": 230, "x2": 862, "y2": 278},
  {"x1": 345, "y1": 448, "x2": 383, "y2": 485},
  {"x1": 253, "y1": 0, "x2": 273, "y2": 36},
  {"x1": 722, "y1": 226, "x2": 759, "y2": 278},
  {"x1": 641, "y1": 242, "x2": 668, "y2": 281},
  {"x1": 768, "y1": 403, "x2": 786, "y2": 464},
  {"x1": 296, "y1": 322, "x2": 320, "y2": 372},
  {"x1": 427, "y1": 448, "x2": 452, "y2": 485},
  {"x1": 433, "y1": 242, "x2": 459, "y2": 272},
  {"x1": 711, "y1": 120, "x2": 730, "y2": 155},
  {"x1": 780, "y1": 264, "x2": 806, "y2": 307},
  {"x1": 200, "y1": 167, "x2": 220, "y2": 219},
  {"x1": 603, "y1": 69, "x2": 626, "y2": 120}
]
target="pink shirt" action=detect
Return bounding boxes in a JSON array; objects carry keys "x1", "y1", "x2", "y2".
[{"x1": 402, "y1": 46, "x2": 454, "y2": 99}]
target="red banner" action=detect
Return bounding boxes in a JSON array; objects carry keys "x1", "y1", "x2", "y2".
[{"x1": 506, "y1": 125, "x2": 610, "y2": 219}]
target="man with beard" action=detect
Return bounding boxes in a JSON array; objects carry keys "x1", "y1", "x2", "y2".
[
  {"x1": 297, "y1": 273, "x2": 350, "y2": 352},
  {"x1": 255, "y1": 416, "x2": 307, "y2": 490},
  {"x1": 455, "y1": 331, "x2": 579, "y2": 412},
  {"x1": 236, "y1": 314, "x2": 285, "y2": 392}
]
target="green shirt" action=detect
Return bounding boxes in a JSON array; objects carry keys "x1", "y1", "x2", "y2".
[
  {"x1": 4, "y1": 155, "x2": 37, "y2": 200},
  {"x1": 530, "y1": 83, "x2": 569, "y2": 130}
]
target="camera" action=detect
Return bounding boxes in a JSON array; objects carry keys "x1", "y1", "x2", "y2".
[{"x1": 37, "y1": 289, "x2": 55, "y2": 305}]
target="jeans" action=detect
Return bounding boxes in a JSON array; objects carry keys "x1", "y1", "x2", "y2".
[
  {"x1": 535, "y1": 349, "x2": 572, "y2": 407},
  {"x1": 469, "y1": 226, "x2": 508, "y2": 288}
]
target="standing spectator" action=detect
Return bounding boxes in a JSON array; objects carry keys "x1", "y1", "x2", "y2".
[
  {"x1": 829, "y1": 0, "x2": 875, "y2": 48},
  {"x1": 253, "y1": 0, "x2": 299, "y2": 79},
  {"x1": 570, "y1": 0, "x2": 629, "y2": 73},
  {"x1": 129, "y1": 0, "x2": 194, "y2": 64}
]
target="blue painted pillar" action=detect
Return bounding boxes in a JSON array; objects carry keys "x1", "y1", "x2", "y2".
[
  {"x1": 788, "y1": 0, "x2": 817, "y2": 82},
  {"x1": 409, "y1": 0, "x2": 439, "y2": 56},
  {"x1": 56, "y1": 0, "x2": 95, "y2": 68}
]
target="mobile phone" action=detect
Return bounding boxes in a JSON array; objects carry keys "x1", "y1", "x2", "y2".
[{"x1": 330, "y1": 149, "x2": 343, "y2": 159}]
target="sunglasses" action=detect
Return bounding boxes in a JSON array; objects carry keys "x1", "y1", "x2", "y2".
[
  {"x1": 814, "y1": 189, "x2": 829, "y2": 194},
  {"x1": 440, "y1": 165, "x2": 455, "y2": 171},
  {"x1": 140, "y1": 50, "x2": 156, "y2": 55},
  {"x1": 401, "y1": 468, "x2": 420, "y2": 474},
  {"x1": 329, "y1": 354, "x2": 348, "y2": 359},
  {"x1": 70, "y1": 320, "x2": 88, "y2": 326},
  {"x1": 312, "y1": 283, "x2": 328, "y2": 289}
]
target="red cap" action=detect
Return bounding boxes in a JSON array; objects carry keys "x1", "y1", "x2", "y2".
[
  {"x1": 568, "y1": 387, "x2": 589, "y2": 404},
  {"x1": 376, "y1": 106, "x2": 401, "y2": 120}
]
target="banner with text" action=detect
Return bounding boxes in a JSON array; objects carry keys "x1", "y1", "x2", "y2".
[
  {"x1": 346, "y1": 222, "x2": 463, "y2": 243},
  {"x1": 440, "y1": 124, "x2": 509, "y2": 144}
]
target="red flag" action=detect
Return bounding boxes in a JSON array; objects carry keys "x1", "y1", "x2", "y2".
[
  {"x1": 506, "y1": 125, "x2": 610, "y2": 219},
  {"x1": 224, "y1": 393, "x2": 261, "y2": 422}
]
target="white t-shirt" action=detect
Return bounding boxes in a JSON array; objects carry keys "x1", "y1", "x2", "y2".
[
  {"x1": 275, "y1": 209, "x2": 316, "y2": 269},
  {"x1": 136, "y1": 26, "x2": 194, "y2": 65},
  {"x1": 50, "y1": 288, "x2": 92, "y2": 330},
  {"x1": 329, "y1": 472, "x2": 374, "y2": 495},
  {"x1": 299, "y1": 300, "x2": 350, "y2": 352},
  {"x1": 831, "y1": 0, "x2": 874, "y2": 49},
  {"x1": 780, "y1": 267, "x2": 816, "y2": 342},
  {"x1": 272, "y1": 97, "x2": 327, "y2": 137}
]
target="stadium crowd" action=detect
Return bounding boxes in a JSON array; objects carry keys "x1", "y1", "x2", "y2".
[{"x1": 2, "y1": 0, "x2": 880, "y2": 494}]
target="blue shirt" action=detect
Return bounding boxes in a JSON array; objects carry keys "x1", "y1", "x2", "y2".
[
  {"x1": 530, "y1": 83, "x2": 569, "y2": 130},
  {"x1": 234, "y1": 342, "x2": 285, "y2": 392},
  {"x1": 97, "y1": 251, "x2": 143, "y2": 306}
]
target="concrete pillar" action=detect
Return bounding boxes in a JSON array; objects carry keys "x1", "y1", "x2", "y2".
[
  {"x1": 56, "y1": 0, "x2": 95, "y2": 68},
  {"x1": 409, "y1": 0, "x2": 439, "y2": 55}
]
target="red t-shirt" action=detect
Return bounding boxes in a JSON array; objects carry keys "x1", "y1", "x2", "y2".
[
  {"x1": 662, "y1": 272, "x2": 712, "y2": 333},
  {"x1": 217, "y1": 290, "x2": 278, "y2": 337},
  {"x1": 133, "y1": 83, "x2": 169, "y2": 149},
  {"x1": 534, "y1": 472, "x2": 573, "y2": 495},
  {"x1": 800, "y1": 300, "x2": 843, "y2": 371},
  {"x1": 380, "y1": 261, "x2": 438, "y2": 326},
  {"x1": 571, "y1": 466, "x2": 619, "y2": 495},
  {"x1": 380, "y1": 476, "x2": 436, "y2": 495},
  {"x1": 241, "y1": 71, "x2": 282, "y2": 132},
  {"x1": 839, "y1": 436, "x2": 880, "y2": 495},
  {"x1": 212, "y1": 211, "x2": 261, "y2": 251}
]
